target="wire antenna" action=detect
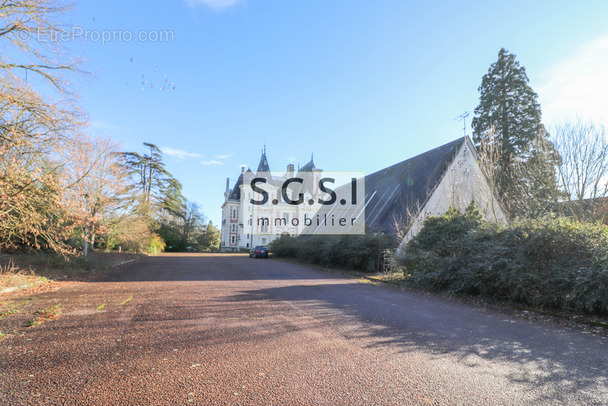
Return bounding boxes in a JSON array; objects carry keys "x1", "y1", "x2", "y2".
[{"x1": 454, "y1": 111, "x2": 470, "y2": 137}]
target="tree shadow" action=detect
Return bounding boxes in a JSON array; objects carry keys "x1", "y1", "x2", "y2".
[
  {"x1": 3, "y1": 254, "x2": 608, "y2": 404},
  {"x1": 223, "y1": 282, "x2": 608, "y2": 402}
]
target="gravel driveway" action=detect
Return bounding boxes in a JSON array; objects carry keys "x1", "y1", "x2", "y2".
[{"x1": 1, "y1": 253, "x2": 607, "y2": 405}]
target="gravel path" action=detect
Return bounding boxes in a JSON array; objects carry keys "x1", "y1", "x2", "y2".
[{"x1": 1, "y1": 253, "x2": 607, "y2": 405}]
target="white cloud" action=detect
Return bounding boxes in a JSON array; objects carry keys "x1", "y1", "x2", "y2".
[
  {"x1": 537, "y1": 33, "x2": 608, "y2": 126},
  {"x1": 201, "y1": 160, "x2": 224, "y2": 166},
  {"x1": 186, "y1": 0, "x2": 239, "y2": 8},
  {"x1": 214, "y1": 154, "x2": 233, "y2": 160},
  {"x1": 161, "y1": 147, "x2": 204, "y2": 160}
]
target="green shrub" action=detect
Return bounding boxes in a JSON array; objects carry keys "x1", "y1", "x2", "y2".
[
  {"x1": 145, "y1": 233, "x2": 166, "y2": 256},
  {"x1": 270, "y1": 235, "x2": 299, "y2": 258},
  {"x1": 399, "y1": 203, "x2": 608, "y2": 315}
]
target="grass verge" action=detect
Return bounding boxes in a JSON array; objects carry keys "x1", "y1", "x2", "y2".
[{"x1": 0, "y1": 251, "x2": 142, "y2": 294}]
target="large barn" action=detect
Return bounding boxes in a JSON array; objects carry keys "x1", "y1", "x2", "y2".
[{"x1": 362, "y1": 136, "x2": 507, "y2": 249}]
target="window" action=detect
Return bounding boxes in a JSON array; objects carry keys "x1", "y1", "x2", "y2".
[
  {"x1": 262, "y1": 238, "x2": 267, "y2": 244},
  {"x1": 231, "y1": 236, "x2": 235, "y2": 244},
  {"x1": 232, "y1": 208, "x2": 237, "y2": 219},
  {"x1": 260, "y1": 222, "x2": 269, "y2": 233},
  {"x1": 231, "y1": 224, "x2": 236, "y2": 233}
]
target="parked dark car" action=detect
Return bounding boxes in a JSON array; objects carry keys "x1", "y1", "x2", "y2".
[{"x1": 249, "y1": 246, "x2": 269, "y2": 258}]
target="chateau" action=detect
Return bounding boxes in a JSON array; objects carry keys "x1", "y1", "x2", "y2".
[
  {"x1": 220, "y1": 137, "x2": 507, "y2": 252},
  {"x1": 220, "y1": 148, "x2": 321, "y2": 252}
]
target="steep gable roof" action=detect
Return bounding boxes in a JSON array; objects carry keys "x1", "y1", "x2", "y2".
[{"x1": 364, "y1": 137, "x2": 467, "y2": 233}]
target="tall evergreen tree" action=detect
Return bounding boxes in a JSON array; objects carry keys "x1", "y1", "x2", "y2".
[
  {"x1": 472, "y1": 48, "x2": 559, "y2": 216},
  {"x1": 122, "y1": 143, "x2": 186, "y2": 217}
]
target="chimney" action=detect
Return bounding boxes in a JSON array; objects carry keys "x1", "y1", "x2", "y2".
[
  {"x1": 225, "y1": 177, "x2": 230, "y2": 192},
  {"x1": 241, "y1": 166, "x2": 245, "y2": 174},
  {"x1": 287, "y1": 164, "x2": 294, "y2": 176}
]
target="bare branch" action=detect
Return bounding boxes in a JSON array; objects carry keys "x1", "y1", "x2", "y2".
[{"x1": 552, "y1": 117, "x2": 608, "y2": 221}]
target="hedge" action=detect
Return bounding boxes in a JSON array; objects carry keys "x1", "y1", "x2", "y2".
[
  {"x1": 398, "y1": 203, "x2": 608, "y2": 315},
  {"x1": 270, "y1": 232, "x2": 397, "y2": 273}
]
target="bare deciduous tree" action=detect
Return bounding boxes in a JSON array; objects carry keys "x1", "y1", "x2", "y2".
[
  {"x1": 0, "y1": 0, "x2": 83, "y2": 93},
  {"x1": 552, "y1": 118, "x2": 608, "y2": 222},
  {"x1": 61, "y1": 135, "x2": 137, "y2": 249},
  {"x1": 476, "y1": 127, "x2": 515, "y2": 219},
  {"x1": 476, "y1": 125, "x2": 561, "y2": 219}
]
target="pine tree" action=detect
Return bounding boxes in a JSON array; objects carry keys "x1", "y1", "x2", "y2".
[{"x1": 472, "y1": 48, "x2": 559, "y2": 217}]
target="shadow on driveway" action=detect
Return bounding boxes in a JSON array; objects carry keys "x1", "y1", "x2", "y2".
[{"x1": 225, "y1": 282, "x2": 608, "y2": 401}]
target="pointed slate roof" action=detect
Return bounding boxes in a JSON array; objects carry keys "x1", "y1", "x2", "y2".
[
  {"x1": 227, "y1": 172, "x2": 244, "y2": 201},
  {"x1": 256, "y1": 150, "x2": 270, "y2": 173},
  {"x1": 298, "y1": 154, "x2": 317, "y2": 172},
  {"x1": 364, "y1": 136, "x2": 467, "y2": 233}
]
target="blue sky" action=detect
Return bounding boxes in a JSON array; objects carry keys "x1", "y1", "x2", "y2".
[{"x1": 68, "y1": 0, "x2": 608, "y2": 224}]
